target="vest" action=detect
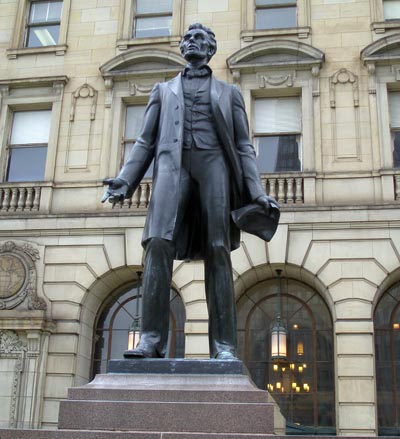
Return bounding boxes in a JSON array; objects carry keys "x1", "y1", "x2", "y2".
[{"x1": 182, "y1": 75, "x2": 221, "y2": 149}]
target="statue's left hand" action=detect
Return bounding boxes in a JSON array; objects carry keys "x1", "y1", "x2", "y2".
[
  {"x1": 255, "y1": 194, "x2": 277, "y2": 215},
  {"x1": 101, "y1": 178, "x2": 131, "y2": 207}
]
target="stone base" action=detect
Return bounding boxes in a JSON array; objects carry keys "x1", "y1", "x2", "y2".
[{"x1": 57, "y1": 359, "x2": 275, "y2": 436}]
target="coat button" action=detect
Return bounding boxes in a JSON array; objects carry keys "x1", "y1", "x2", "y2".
[
  {"x1": 175, "y1": 105, "x2": 179, "y2": 110},
  {"x1": 173, "y1": 138, "x2": 178, "y2": 142},
  {"x1": 175, "y1": 121, "x2": 179, "y2": 125}
]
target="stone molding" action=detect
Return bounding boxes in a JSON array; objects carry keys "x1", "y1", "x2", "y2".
[{"x1": 0, "y1": 330, "x2": 27, "y2": 354}]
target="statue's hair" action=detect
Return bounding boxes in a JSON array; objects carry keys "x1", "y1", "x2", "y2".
[{"x1": 180, "y1": 23, "x2": 217, "y2": 61}]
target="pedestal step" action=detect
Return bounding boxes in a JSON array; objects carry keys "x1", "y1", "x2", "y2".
[
  {"x1": 59, "y1": 399, "x2": 274, "y2": 434},
  {"x1": 56, "y1": 360, "x2": 275, "y2": 436}
]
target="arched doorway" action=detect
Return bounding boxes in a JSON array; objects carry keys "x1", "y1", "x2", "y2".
[
  {"x1": 374, "y1": 282, "x2": 400, "y2": 435},
  {"x1": 91, "y1": 283, "x2": 185, "y2": 378},
  {"x1": 237, "y1": 276, "x2": 335, "y2": 434}
]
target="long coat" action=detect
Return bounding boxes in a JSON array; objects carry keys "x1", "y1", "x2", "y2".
[{"x1": 118, "y1": 73, "x2": 265, "y2": 260}]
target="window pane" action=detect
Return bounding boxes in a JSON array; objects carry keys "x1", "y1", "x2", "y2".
[
  {"x1": 254, "y1": 97, "x2": 301, "y2": 134},
  {"x1": 389, "y1": 92, "x2": 400, "y2": 128},
  {"x1": 384, "y1": 0, "x2": 400, "y2": 19},
  {"x1": 26, "y1": 24, "x2": 60, "y2": 47},
  {"x1": 48, "y1": 1, "x2": 63, "y2": 21},
  {"x1": 393, "y1": 132, "x2": 400, "y2": 168},
  {"x1": 256, "y1": 7, "x2": 297, "y2": 29},
  {"x1": 29, "y1": 1, "x2": 62, "y2": 23},
  {"x1": 136, "y1": 0, "x2": 173, "y2": 14},
  {"x1": 255, "y1": 135, "x2": 301, "y2": 173},
  {"x1": 11, "y1": 110, "x2": 51, "y2": 144},
  {"x1": 7, "y1": 146, "x2": 47, "y2": 182},
  {"x1": 29, "y1": 2, "x2": 49, "y2": 23},
  {"x1": 135, "y1": 16, "x2": 172, "y2": 38},
  {"x1": 125, "y1": 105, "x2": 146, "y2": 140}
]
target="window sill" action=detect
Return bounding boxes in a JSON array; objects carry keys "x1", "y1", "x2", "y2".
[
  {"x1": 241, "y1": 27, "x2": 311, "y2": 41},
  {"x1": 7, "y1": 44, "x2": 67, "y2": 59},
  {"x1": 371, "y1": 20, "x2": 400, "y2": 34},
  {"x1": 117, "y1": 35, "x2": 182, "y2": 50}
]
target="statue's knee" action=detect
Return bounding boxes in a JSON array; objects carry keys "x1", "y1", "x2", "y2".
[{"x1": 146, "y1": 237, "x2": 173, "y2": 254}]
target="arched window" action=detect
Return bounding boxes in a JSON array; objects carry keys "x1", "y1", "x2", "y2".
[
  {"x1": 237, "y1": 277, "x2": 335, "y2": 435},
  {"x1": 374, "y1": 282, "x2": 400, "y2": 436},
  {"x1": 91, "y1": 284, "x2": 185, "y2": 378}
]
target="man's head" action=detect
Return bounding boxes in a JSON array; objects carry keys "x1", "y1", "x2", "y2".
[{"x1": 180, "y1": 23, "x2": 217, "y2": 64}]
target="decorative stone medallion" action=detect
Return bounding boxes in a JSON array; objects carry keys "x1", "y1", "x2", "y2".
[
  {"x1": 0, "y1": 254, "x2": 27, "y2": 299},
  {"x1": 0, "y1": 241, "x2": 46, "y2": 310}
]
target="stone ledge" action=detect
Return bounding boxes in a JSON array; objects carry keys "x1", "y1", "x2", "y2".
[{"x1": 107, "y1": 358, "x2": 247, "y2": 374}]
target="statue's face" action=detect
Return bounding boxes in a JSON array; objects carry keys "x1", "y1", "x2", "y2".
[{"x1": 181, "y1": 28, "x2": 212, "y2": 63}]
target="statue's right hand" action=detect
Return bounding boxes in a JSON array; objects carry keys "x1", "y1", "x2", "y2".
[{"x1": 101, "y1": 178, "x2": 131, "y2": 206}]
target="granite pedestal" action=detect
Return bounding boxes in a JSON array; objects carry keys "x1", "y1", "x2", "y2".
[{"x1": 57, "y1": 359, "x2": 275, "y2": 438}]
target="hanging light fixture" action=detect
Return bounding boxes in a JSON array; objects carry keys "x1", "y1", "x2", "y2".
[
  {"x1": 271, "y1": 269, "x2": 288, "y2": 361},
  {"x1": 127, "y1": 271, "x2": 142, "y2": 350}
]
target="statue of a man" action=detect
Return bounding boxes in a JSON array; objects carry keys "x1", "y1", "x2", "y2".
[{"x1": 102, "y1": 23, "x2": 276, "y2": 360}]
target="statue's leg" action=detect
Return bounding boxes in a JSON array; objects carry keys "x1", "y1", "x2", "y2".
[
  {"x1": 191, "y1": 148, "x2": 237, "y2": 359},
  {"x1": 138, "y1": 237, "x2": 175, "y2": 357},
  {"x1": 135, "y1": 168, "x2": 193, "y2": 358}
]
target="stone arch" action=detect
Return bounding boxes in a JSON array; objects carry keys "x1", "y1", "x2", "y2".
[
  {"x1": 227, "y1": 39, "x2": 325, "y2": 74},
  {"x1": 76, "y1": 266, "x2": 142, "y2": 383},
  {"x1": 373, "y1": 266, "x2": 400, "y2": 312},
  {"x1": 76, "y1": 264, "x2": 188, "y2": 382},
  {"x1": 100, "y1": 48, "x2": 186, "y2": 78},
  {"x1": 361, "y1": 33, "x2": 400, "y2": 65}
]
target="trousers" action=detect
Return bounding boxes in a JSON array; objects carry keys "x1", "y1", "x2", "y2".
[{"x1": 139, "y1": 146, "x2": 237, "y2": 358}]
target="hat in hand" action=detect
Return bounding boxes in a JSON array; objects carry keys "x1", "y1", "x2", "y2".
[{"x1": 231, "y1": 199, "x2": 280, "y2": 242}]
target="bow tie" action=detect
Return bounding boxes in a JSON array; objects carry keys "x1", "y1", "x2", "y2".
[{"x1": 184, "y1": 67, "x2": 211, "y2": 79}]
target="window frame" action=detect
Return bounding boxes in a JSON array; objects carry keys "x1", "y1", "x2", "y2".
[
  {"x1": 24, "y1": 0, "x2": 63, "y2": 48},
  {"x1": 0, "y1": 76, "x2": 67, "y2": 185},
  {"x1": 388, "y1": 91, "x2": 400, "y2": 169},
  {"x1": 241, "y1": 0, "x2": 311, "y2": 41},
  {"x1": 117, "y1": 0, "x2": 184, "y2": 50},
  {"x1": 255, "y1": 0, "x2": 298, "y2": 31},
  {"x1": 133, "y1": 0, "x2": 173, "y2": 40},
  {"x1": 253, "y1": 96, "x2": 303, "y2": 174},
  {"x1": 5, "y1": 109, "x2": 52, "y2": 183},
  {"x1": 371, "y1": 0, "x2": 400, "y2": 33},
  {"x1": 236, "y1": 278, "x2": 336, "y2": 434},
  {"x1": 7, "y1": 0, "x2": 71, "y2": 59}
]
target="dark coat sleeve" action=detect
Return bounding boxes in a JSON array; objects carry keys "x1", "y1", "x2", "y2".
[
  {"x1": 117, "y1": 83, "x2": 161, "y2": 191},
  {"x1": 231, "y1": 86, "x2": 265, "y2": 202}
]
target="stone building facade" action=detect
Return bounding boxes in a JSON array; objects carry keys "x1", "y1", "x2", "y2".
[{"x1": 0, "y1": 0, "x2": 400, "y2": 435}]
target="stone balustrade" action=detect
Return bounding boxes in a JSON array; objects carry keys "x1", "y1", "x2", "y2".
[
  {"x1": 261, "y1": 174, "x2": 304, "y2": 204},
  {"x1": 116, "y1": 174, "x2": 304, "y2": 209},
  {"x1": 0, "y1": 185, "x2": 41, "y2": 212}
]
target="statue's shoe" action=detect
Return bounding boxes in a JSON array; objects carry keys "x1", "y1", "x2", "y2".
[
  {"x1": 123, "y1": 343, "x2": 160, "y2": 358},
  {"x1": 214, "y1": 351, "x2": 238, "y2": 360}
]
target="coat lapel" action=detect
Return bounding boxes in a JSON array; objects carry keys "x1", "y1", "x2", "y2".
[
  {"x1": 211, "y1": 76, "x2": 229, "y2": 130},
  {"x1": 168, "y1": 73, "x2": 184, "y2": 106}
]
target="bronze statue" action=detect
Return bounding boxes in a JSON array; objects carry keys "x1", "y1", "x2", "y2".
[{"x1": 102, "y1": 23, "x2": 278, "y2": 360}]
